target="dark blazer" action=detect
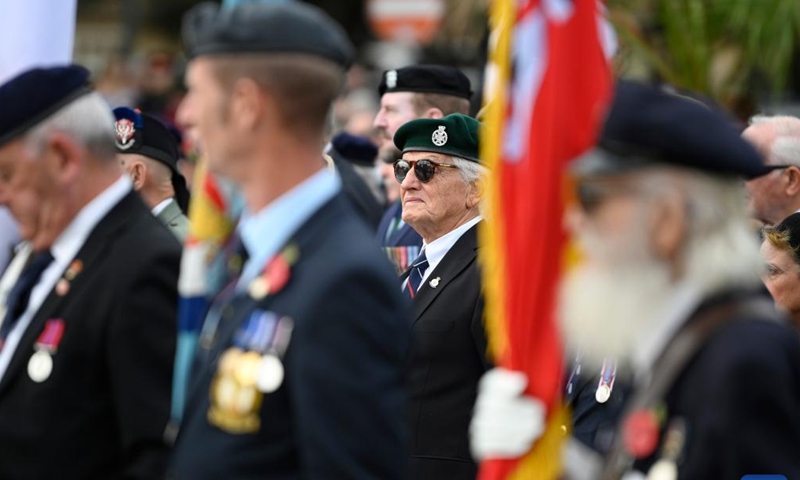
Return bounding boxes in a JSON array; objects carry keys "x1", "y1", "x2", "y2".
[
  {"x1": 627, "y1": 290, "x2": 800, "y2": 479},
  {"x1": 406, "y1": 223, "x2": 490, "y2": 480},
  {"x1": 376, "y1": 201, "x2": 423, "y2": 247},
  {"x1": 0, "y1": 191, "x2": 180, "y2": 480},
  {"x1": 169, "y1": 195, "x2": 412, "y2": 480}
]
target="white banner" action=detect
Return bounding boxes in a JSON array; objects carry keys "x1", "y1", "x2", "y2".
[{"x1": 0, "y1": 0, "x2": 77, "y2": 84}]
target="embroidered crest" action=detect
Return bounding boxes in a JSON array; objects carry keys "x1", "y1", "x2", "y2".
[
  {"x1": 386, "y1": 70, "x2": 398, "y2": 89},
  {"x1": 432, "y1": 125, "x2": 448, "y2": 146},
  {"x1": 115, "y1": 118, "x2": 136, "y2": 150}
]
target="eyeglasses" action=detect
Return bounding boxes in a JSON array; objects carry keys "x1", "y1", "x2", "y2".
[
  {"x1": 763, "y1": 164, "x2": 793, "y2": 172},
  {"x1": 393, "y1": 159, "x2": 458, "y2": 183}
]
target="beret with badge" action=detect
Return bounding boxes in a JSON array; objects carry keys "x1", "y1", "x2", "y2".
[
  {"x1": 113, "y1": 107, "x2": 191, "y2": 214},
  {"x1": 182, "y1": 1, "x2": 354, "y2": 67},
  {"x1": 379, "y1": 65, "x2": 472, "y2": 100},
  {"x1": 393, "y1": 113, "x2": 481, "y2": 163},
  {"x1": 573, "y1": 80, "x2": 768, "y2": 179},
  {"x1": 0, "y1": 65, "x2": 93, "y2": 149}
]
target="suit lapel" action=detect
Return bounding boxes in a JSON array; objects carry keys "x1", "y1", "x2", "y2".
[
  {"x1": 412, "y1": 224, "x2": 479, "y2": 324},
  {"x1": 0, "y1": 193, "x2": 137, "y2": 395}
]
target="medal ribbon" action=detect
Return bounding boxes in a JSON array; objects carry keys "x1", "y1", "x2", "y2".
[
  {"x1": 597, "y1": 358, "x2": 617, "y2": 393},
  {"x1": 233, "y1": 311, "x2": 278, "y2": 354},
  {"x1": 35, "y1": 318, "x2": 65, "y2": 351}
]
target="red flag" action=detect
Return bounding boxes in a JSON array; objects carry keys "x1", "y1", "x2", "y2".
[{"x1": 479, "y1": 0, "x2": 613, "y2": 478}]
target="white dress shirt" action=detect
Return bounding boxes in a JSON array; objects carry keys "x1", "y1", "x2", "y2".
[
  {"x1": 0, "y1": 175, "x2": 132, "y2": 380},
  {"x1": 419, "y1": 216, "x2": 482, "y2": 284}
]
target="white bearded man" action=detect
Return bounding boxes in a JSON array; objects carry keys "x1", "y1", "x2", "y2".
[{"x1": 470, "y1": 81, "x2": 800, "y2": 480}]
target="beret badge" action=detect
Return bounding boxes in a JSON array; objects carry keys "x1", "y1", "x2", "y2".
[
  {"x1": 115, "y1": 118, "x2": 136, "y2": 150},
  {"x1": 386, "y1": 70, "x2": 398, "y2": 89},
  {"x1": 431, "y1": 126, "x2": 448, "y2": 147}
]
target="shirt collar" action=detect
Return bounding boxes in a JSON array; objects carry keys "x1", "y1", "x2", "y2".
[
  {"x1": 51, "y1": 175, "x2": 132, "y2": 266},
  {"x1": 152, "y1": 198, "x2": 173, "y2": 216},
  {"x1": 238, "y1": 167, "x2": 341, "y2": 287},
  {"x1": 421, "y1": 216, "x2": 481, "y2": 281}
]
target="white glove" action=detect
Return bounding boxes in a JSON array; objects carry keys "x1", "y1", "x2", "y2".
[{"x1": 469, "y1": 368, "x2": 547, "y2": 461}]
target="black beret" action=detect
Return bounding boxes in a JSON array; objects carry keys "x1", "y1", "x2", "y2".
[
  {"x1": 182, "y1": 1, "x2": 354, "y2": 68},
  {"x1": 0, "y1": 65, "x2": 92, "y2": 148},
  {"x1": 573, "y1": 80, "x2": 768, "y2": 179},
  {"x1": 378, "y1": 65, "x2": 472, "y2": 100},
  {"x1": 394, "y1": 113, "x2": 481, "y2": 163},
  {"x1": 331, "y1": 133, "x2": 378, "y2": 167},
  {"x1": 113, "y1": 107, "x2": 190, "y2": 213}
]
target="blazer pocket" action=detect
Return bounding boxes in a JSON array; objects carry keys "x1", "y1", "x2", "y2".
[{"x1": 416, "y1": 319, "x2": 455, "y2": 332}]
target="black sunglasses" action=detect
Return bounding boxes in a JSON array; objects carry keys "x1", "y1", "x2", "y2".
[
  {"x1": 763, "y1": 164, "x2": 794, "y2": 172},
  {"x1": 393, "y1": 159, "x2": 459, "y2": 183}
]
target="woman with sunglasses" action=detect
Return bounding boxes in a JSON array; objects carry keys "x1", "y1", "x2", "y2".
[{"x1": 393, "y1": 113, "x2": 491, "y2": 480}]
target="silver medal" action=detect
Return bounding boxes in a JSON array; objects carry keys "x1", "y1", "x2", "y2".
[
  {"x1": 27, "y1": 350, "x2": 53, "y2": 383},
  {"x1": 256, "y1": 354, "x2": 284, "y2": 393},
  {"x1": 646, "y1": 459, "x2": 678, "y2": 480},
  {"x1": 595, "y1": 384, "x2": 611, "y2": 403}
]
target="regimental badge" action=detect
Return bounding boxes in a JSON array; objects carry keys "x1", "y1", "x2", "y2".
[
  {"x1": 386, "y1": 70, "x2": 398, "y2": 89},
  {"x1": 431, "y1": 125, "x2": 448, "y2": 146},
  {"x1": 115, "y1": 118, "x2": 136, "y2": 150},
  {"x1": 429, "y1": 277, "x2": 440, "y2": 288}
]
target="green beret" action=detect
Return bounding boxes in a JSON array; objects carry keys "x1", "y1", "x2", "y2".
[{"x1": 393, "y1": 113, "x2": 481, "y2": 163}]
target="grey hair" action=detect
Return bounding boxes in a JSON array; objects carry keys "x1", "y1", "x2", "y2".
[
  {"x1": 749, "y1": 114, "x2": 800, "y2": 168},
  {"x1": 23, "y1": 92, "x2": 117, "y2": 160},
  {"x1": 638, "y1": 167, "x2": 763, "y2": 294},
  {"x1": 452, "y1": 156, "x2": 488, "y2": 185}
]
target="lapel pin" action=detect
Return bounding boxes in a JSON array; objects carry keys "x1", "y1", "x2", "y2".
[
  {"x1": 248, "y1": 277, "x2": 270, "y2": 300},
  {"x1": 64, "y1": 259, "x2": 83, "y2": 281},
  {"x1": 55, "y1": 279, "x2": 70, "y2": 297},
  {"x1": 429, "y1": 277, "x2": 441, "y2": 288}
]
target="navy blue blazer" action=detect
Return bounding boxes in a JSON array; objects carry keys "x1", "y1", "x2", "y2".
[
  {"x1": 376, "y1": 201, "x2": 423, "y2": 248},
  {"x1": 169, "y1": 195, "x2": 412, "y2": 480}
]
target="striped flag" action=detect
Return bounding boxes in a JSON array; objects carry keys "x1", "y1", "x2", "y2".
[
  {"x1": 170, "y1": 158, "x2": 243, "y2": 423},
  {"x1": 478, "y1": 0, "x2": 613, "y2": 479}
]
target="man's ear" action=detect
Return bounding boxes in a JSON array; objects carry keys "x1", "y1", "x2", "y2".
[
  {"x1": 785, "y1": 165, "x2": 800, "y2": 196},
  {"x1": 131, "y1": 161, "x2": 147, "y2": 191},
  {"x1": 230, "y1": 77, "x2": 265, "y2": 131},
  {"x1": 425, "y1": 108, "x2": 445, "y2": 120},
  {"x1": 44, "y1": 132, "x2": 84, "y2": 185},
  {"x1": 649, "y1": 191, "x2": 686, "y2": 264}
]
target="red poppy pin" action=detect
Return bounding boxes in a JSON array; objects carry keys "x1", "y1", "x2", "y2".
[{"x1": 248, "y1": 244, "x2": 299, "y2": 300}]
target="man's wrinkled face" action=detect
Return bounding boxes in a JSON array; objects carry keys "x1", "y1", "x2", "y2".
[
  {"x1": 398, "y1": 151, "x2": 477, "y2": 242},
  {"x1": 373, "y1": 92, "x2": 418, "y2": 147},
  {"x1": 0, "y1": 139, "x2": 60, "y2": 245},
  {"x1": 761, "y1": 240, "x2": 800, "y2": 318}
]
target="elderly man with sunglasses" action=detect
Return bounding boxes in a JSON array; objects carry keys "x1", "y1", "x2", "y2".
[
  {"x1": 392, "y1": 113, "x2": 491, "y2": 480},
  {"x1": 743, "y1": 115, "x2": 800, "y2": 226}
]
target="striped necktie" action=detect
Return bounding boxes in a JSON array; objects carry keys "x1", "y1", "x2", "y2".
[{"x1": 404, "y1": 250, "x2": 428, "y2": 299}]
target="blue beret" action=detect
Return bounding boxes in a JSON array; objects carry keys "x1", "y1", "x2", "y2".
[
  {"x1": 182, "y1": 2, "x2": 354, "y2": 68},
  {"x1": 379, "y1": 65, "x2": 472, "y2": 100},
  {"x1": 0, "y1": 65, "x2": 92, "y2": 148},
  {"x1": 574, "y1": 80, "x2": 768, "y2": 179},
  {"x1": 331, "y1": 133, "x2": 378, "y2": 167}
]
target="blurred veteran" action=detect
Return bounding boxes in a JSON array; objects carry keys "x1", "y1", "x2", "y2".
[
  {"x1": 471, "y1": 81, "x2": 800, "y2": 479},
  {"x1": 761, "y1": 212, "x2": 800, "y2": 325},
  {"x1": 743, "y1": 114, "x2": 800, "y2": 226},
  {"x1": 0, "y1": 65, "x2": 179, "y2": 480},
  {"x1": 113, "y1": 107, "x2": 190, "y2": 241},
  {"x1": 394, "y1": 113, "x2": 490, "y2": 480},
  {"x1": 169, "y1": 3, "x2": 411, "y2": 480},
  {"x1": 374, "y1": 65, "x2": 473, "y2": 270}
]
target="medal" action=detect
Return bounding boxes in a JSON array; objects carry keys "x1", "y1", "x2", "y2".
[
  {"x1": 595, "y1": 357, "x2": 617, "y2": 404},
  {"x1": 256, "y1": 354, "x2": 284, "y2": 393},
  {"x1": 27, "y1": 350, "x2": 53, "y2": 383},
  {"x1": 429, "y1": 277, "x2": 441, "y2": 288},
  {"x1": 647, "y1": 460, "x2": 677, "y2": 480},
  {"x1": 248, "y1": 278, "x2": 269, "y2": 300},
  {"x1": 27, "y1": 318, "x2": 65, "y2": 383},
  {"x1": 234, "y1": 351, "x2": 262, "y2": 387}
]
